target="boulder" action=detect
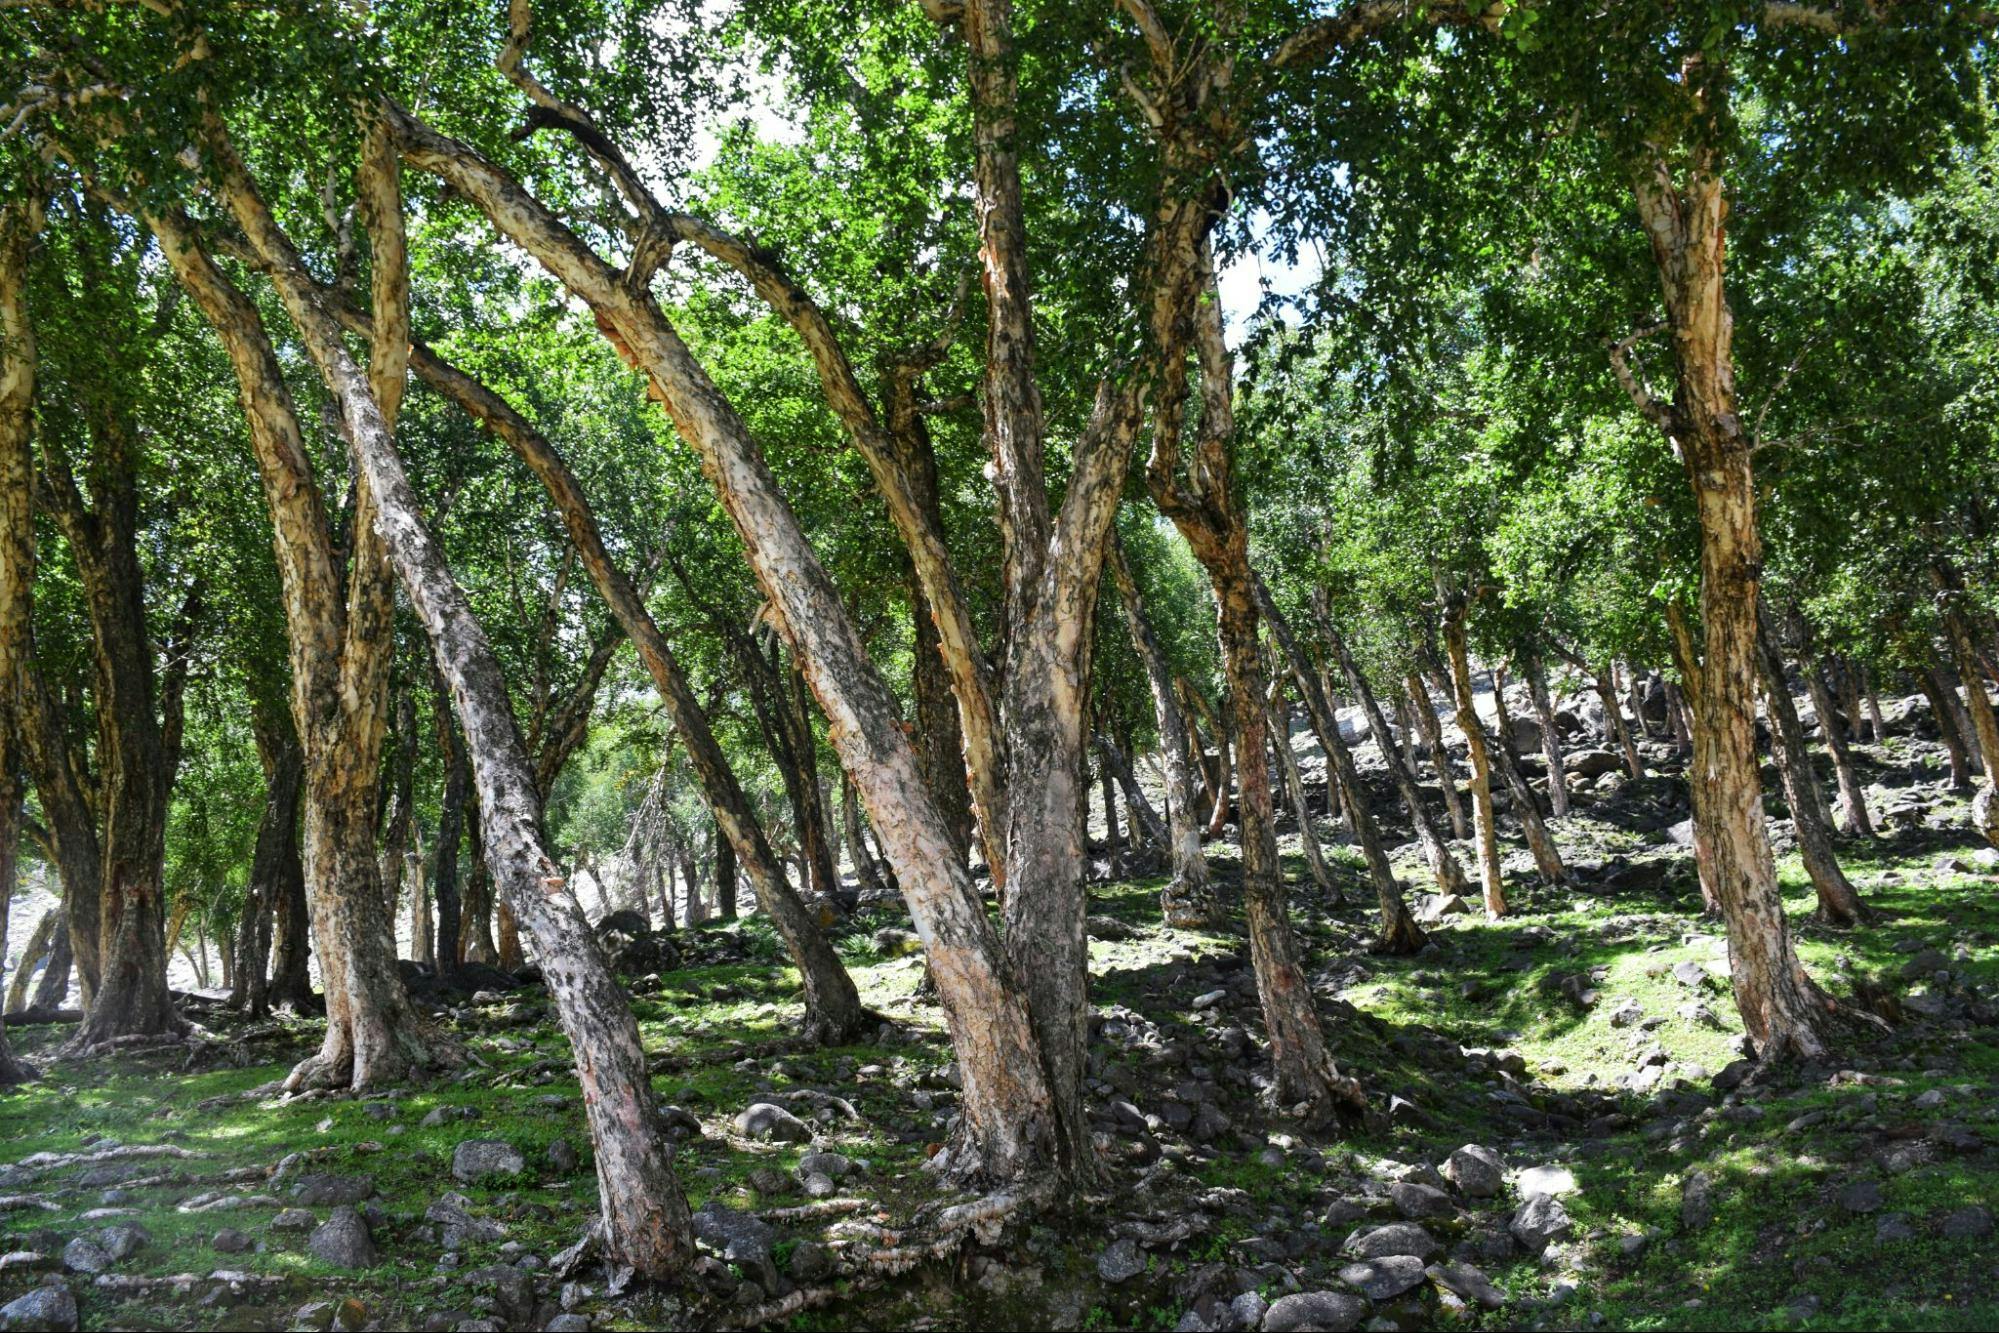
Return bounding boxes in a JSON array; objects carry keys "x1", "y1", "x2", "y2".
[{"x1": 450, "y1": 1140, "x2": 526, "y2": 1183}]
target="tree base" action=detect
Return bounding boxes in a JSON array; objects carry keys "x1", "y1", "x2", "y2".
[
  {"x1": 284, "y1": 1022, "x2": 464, "y2": 1093},
  {"x1": 1160, "y1": 876, "x2": 1222, "y2": 930},
  {"x1": 1973, "y1": 783, "x2": 1998, "y2": 852},
  {"x1": 1371, "y1": 911, "x2": 1428, "y2": 956}
]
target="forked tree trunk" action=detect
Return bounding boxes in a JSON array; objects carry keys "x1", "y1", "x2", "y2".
[
  {"x1": 218, "y1": 128, "x2": 693, "y2": 1275},
  {"x1": 1630, "y1": 153, "x2": 1841, "y2": 1059},
  {"x1": 394, "y1": 106, "x2": 1068, "y2": 1187},
  {"x1": 1755, "y1": 618, "x2": 1865, "y2": 926},
  {"x1": 1320, "y1": 601, "x2": 1470, "y2": 900},
  {"x1": 1108, "y1": 537, "x2": 1215, "y2": 924},
  {"x1": 1441, "y1": 610, "x2": 1506, "y2": 919},
  {"x1": 1405, "y1": 673, "x2": 1469, "y2": 839}
]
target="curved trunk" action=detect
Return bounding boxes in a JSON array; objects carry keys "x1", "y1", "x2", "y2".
[
  {"x1": 1488, "y1": 672, "x2": 1566, "y2": 885},
  {"x1": 1441, "y1": 612, "x2": 1506, "y2": 919},
  {"x1": 1756, "y1": 619, "x2": 1865, "y2": 926},
  {"x1": 1593, "y1": 665, "x2": 1646, "y2": 779},
  {"x1": 5, "y1": 908, "x2": 55, "y2": 1015},
  {"x1": 1095, "y1": 733, "x2": 1168, "y2": 850}
]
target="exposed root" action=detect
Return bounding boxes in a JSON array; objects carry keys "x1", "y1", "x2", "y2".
[
  {"x1": 18, "y1": 1143, "x2": 201, "y2": 1170},
  {"x1": 0, "y1": 1194, "x2": 57, "y2": 1212},
  {"x1": 756, "y1": 1198, "x2": 869, "y2": 1223}
]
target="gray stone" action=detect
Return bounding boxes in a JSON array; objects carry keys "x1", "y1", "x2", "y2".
[
  {"x1": 58, "y1": 1239, "x2": 107, "y2": 1275},
  {"x1": 1941, "y1": 1205, "x2": 1993, "y2": 1240},
  {"x1": 1426, "y1": 1261, "x2": 1505, "y2": 1310},
  {"x1": 1681, "y1": 1170, "x2": 1714, "y2": 1230},
  {"x1": 307, "y1": 1207, "x2": 378, "y2": 1269},
  {"x1": 97, "y1": 1223, "x2": 149, "y2": 1261},
  {"x1": 1516, "y1": 1164, "x2": 1578, "y2": 1197},
  {"x1": 1875, "y1": 1213, "x2": 1916, "y2": 1243},
  {"x1": 691, "y1": 1201, "x2": 774, "y2": 1271},
  {"x1": 0, "y1": 1286, "x2": 79, "y2": 1332},
  {"x1": 545, "y1": 1318, "x2": 591, "y2": 1333},
  {"x1": 1509, "y1": 1194, "x2": 1572, "y2": 1255},
  {"x1": 1345, "y1": 1222, "x2": 1439, "y2": 1261},
  {"x1": 546, "y1": 1139, "x2": 580, "y2": 1174},
  {"x1": 211, "y1": 1229, "x2": 253, "y2": 1255},
  {"x1": 1440, "y1": 1144, "x2": 1504, "y2": 1199},
  {"x1": 1337, "y1": 1254, "x2": 1426, "y2": 1301},
  {"x1": 786, "y1": 1239, "x2": 832, "y2": 1283},
  {"x1": 734, "y1": 1102, "x2": 812, "y2": 1143},
  {"x1": 1835, "y1": 1179, "x2": 1883, "y2": 1215},
  {"x1": 272, "y1": 1208, "x2": 317, "y2": 1232},
  {"x1": 1097, "y1": 1238, "x2": 1146, "y2": 1283},
  {"x1": 800, "y1": 1172, "x2": 838, "y2": 1199},
  {"x1": 1390, "y1": 1181, "x2": 1454, "y2": 1220},
  {"x1": 291, "y1": 1173, "x2": 377, "y2": 1206},
  {"x1": 1261, "y1": 1289, "x2": 1367, "y2": 1331},
  {"x1": 451, "y1": 1140, "x2": 526, "y2": 1183},
  {"x1": 797, "y1": 1151, "x2": 852, "y2": 1180}
]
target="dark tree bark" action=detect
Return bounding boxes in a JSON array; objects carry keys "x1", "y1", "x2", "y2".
[
  {"x1": 1524, "y1": 654, "x2": 1571, "y2": 818},
  {"x1": 839, "y1": 778, "x2": 883, "y2": 901},
  {"x1": 1755, "y1": 616, "x2": 1866, "y2": 926},
  {"x1": 1914, "y1": 655, "x2": 1976, "y2": 789},
  {"x1": 1266, "y1": 675, "x2": 1338, "y2": 904},
  {"x1": 1794, "y1": 624, "x2": 1874, "y2": 839},
  {"x1": 1487, "y1": 666, "x2": 1567, "y2": 885},
  {"x1": 1095, "y1": 733, "x2": 1168, "y2": 851},
  {"x1": 715, "y1": 818, "x2": 739, "y2": 920},
  {"x1": 232, "y1": 694, "x2": 306, "y2": 1016},
  {"x1": 432, "y1": 678, "x2": 470, "y2": 974}
]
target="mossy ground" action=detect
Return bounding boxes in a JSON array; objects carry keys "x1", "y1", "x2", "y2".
[{"x1": 0, "y1": 817, "x2": 1994, "y2": 1331}]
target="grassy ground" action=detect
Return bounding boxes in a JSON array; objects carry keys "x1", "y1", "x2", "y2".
[{"x1": 0, "y1": 818, "x2": 1993, "y2": 1330}]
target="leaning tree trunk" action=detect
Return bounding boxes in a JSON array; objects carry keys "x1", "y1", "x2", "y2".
[
  {"x1": 1630, "y1": 155, "x2": 1841, "y2": 1059},
  {"x1": 1095, "y1": 733, "x2": 1168, "y2": 850},
  {"x1": 1267, "y1": 679, "x2": 1339, "y2": 904},
  {"x1": 1319, "y1": 600, "x2": 1471, "y2": 900},
  {"x1": 1488, "y1": 670, "x2": 1567, "y2": 886},
  {"x1": 1405, "y1": 673, "x2": 1470, "y2": 839},
  {"x1": 5, "y1": 908, "x2": 55, "y2": 1015},
  {"x1": 1259, "y1": 581, "x2": 1423, "y2": 951},
  {"x1": 1590, "y1": 662, "x2": 1647, "y2": 779},
  {"x1": 1914, "y1": 656, "x2": 1976, "y2": 790},
  {"x1": 0, "y1": 750, "x2": 37, "y2": 1084},
  {"x1": 1524, "y1": 655, "x2": 1570, "y2": 817},
  {"x1": 1801, "y1": 651, "x2": 1874, "y2": 839},
  {"x1": 1756, "y1": 617, "x2": 1866, "y2": 926},
  {"x1": 219, "y1": 126, "x2": 694, "y2": 1275},
  {"x1": 839, "y1": 779, "x2": 883, "y2": 901},
  {"x1": 1441, "y1": 610, "x2": 1506, "y2": 919},
  {"x1": 393, "y1": 105, "x2": 1065, "y2": 1188},
  {"x1": 1108, "y1": 536, "x2": 1216, "y2": 925}
]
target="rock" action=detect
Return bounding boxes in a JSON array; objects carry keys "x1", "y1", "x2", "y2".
[
  {"x1": 96, "y1": 1223, "x2": 149, "y2": 1261},
  {"x1": 1875, "y1": 1213, "x2": 1915, "y2": 1243},
  {"x1": 1663, "y1": 818, "x2": 1696, "y2": 847},
  {"x1": 211, "y1": 1228, "x2": 253, "y2": 1255},
  {"x1": 546, "y1": 1139, "x2": 580, "y2": 1174},
  {"x1": 787, "y1": 1240, "x2": 833, "y2": 1283},
  {"x1": 1608, "y1": 999, "x2": 1645, "y2": 1028},
  {"x1": 1426, "y1": 1261, "x2": 1505, "y2": 1310},
  {"x1": 1345, "y1": 1223, "x2": 1439, "y2": 1261},
  {"x1": 1440, "y1": 1144, "x2": 1504, "y2": 1199},
  {"x1": 0, "y1": 1286, "x2": 78, "y2": 1332},
  {"x1": 1515, "y1": 1164, "x2": 1577, "y2": 1197},
  {"x1": 1712, "y1": 1059, "x2": 1756, "y2": 1092},
  {"x1": 1191, "y1": 989, "x2": 1227, "y2": 1010},
  {"x1": 1680, "y1": 1171, "x2": 1714, "y2": 1230},
  {"x1": 1835, "y1": 1179, "x2": 1883, "y2": 1215},
  {"x1": 1670, "y1": 960, "x2": 1708, "y2": 987},
  {"x1": 691, "y1": 1201, "x2": 774, "y2": 1272},
  {"x1": 1972, "y1": 782, "x2": 1998, "y2": 850},
  {"x1": 1413, "y1": 894, "x2": 1470, "y2": 924},
  {"x1": 1087, "y1": 914, "x2": 1141, "y2": 941},
  {"x1": 1509, "y1": 1195, "x2": 1572, "y2": 1255},
  {"x1": 1097, "y1": 1238, "x2": 1146, "y2": 1284},
  {"x1": 1261, "y1": 1290, "x2": 1367, "y2": 1331},
  {"x1": 800, "y1": 1172, "x2": 838, "y2": 1198},
  {"x1": 426, "y1": 1192, "x2": 507, "y2": 1248},
  {"x1": 1941, "y1": 1205, "x2": 1993, "y2": 1240},
  {"x1": 734, "y1": 1103, "x2": 812, "y2": 1143},
  {"x1": 1390, "y1": 1181, "x2": 1454, "y2": 1220},
  {"x1": 451, "y1": 1140, "x2": 526, "y2": 1183},
  {"x1": 1337, "y1": 1255, "x2": 1426, "y2": 1301},
  {"x1": 291, "y1": 1173, "x2": 377, "y2": 1206},
  {"x1": 272, "y1": 1208, "x2": 317, "y2": 1232},
  {"x1": 1568, "y1": 748, "x2": 1623, "y2": 779},
  {"x1": 307, "y1": 1207, "x2": 378, "y2": 1269},
  {"x1": 544, "y1": 1318, "x2": 590, "y2": 1333},
  {"x1": 797, "y1": 1151, "x2": 852, "y2": 1180},
  {"x1": 58, "y1": 1239, "x2": 107, "y2": 1275}
]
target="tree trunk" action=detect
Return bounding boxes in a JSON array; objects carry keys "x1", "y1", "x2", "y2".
[
  {"x1": 1914, "y1": 656, "x2": 1976, "y2": 789},
  {"x1": 1095, "y1": 733, "x2": 1168, "y2": 850},
  {"x1": 0, "y1": 752, "x2": 37, "y2": 1084},
  {"x1": 1487, "y1": 670, "x2": 1567, "y2": 885},
  {"x1": 839, "y1": 779, "x2": 882, "y2": 901},
  {"x1": 1665, "y1": 678, "x2": 1696, "y2": 760},
  {"x1": 716, "y1": 818, "x2": 740, "y2": 919},
  {"x1": 379, "y1": 684, "x2": 418, "y2": 919},
  {"x1": 1755, "y1": 617, "x2": 1865, "y2": 926},
  {"x1": 218, "y1": 126, "x2": 694, "y2": 1274},
  {"x1": 1098, "y1": 756, "x2": 1122, "y2": 851},
  {"x1": 1937, "y1": 574, "x2": 1999, "y2": 788},
  {"x1": 1257, "y1": 582, "x2": 1423, "y2": 950},
  {"x1": 1524, "y1": 655, "x2": 1570, "y2": 818},
  {"x1": 1861, "y1": 667, "x2": 1887, "y2": 743},
  {"x1": 233, "y1": 699, "x2": 304, "y2": 1017},
  {"x1": 1629, "y1": 155, "x2": 1841, "y2": 1059},
  {"x1": 1108, "y1": 537, "x2": 1215, "y2": 924},
  {"x1": 1320, "y1": 600, "x2": 1470, "y2": 901},
  {"x1": 433, "y1": 682, "x2": 470, "y2": 974},
  {"x1": 1267, "y1": 680, "x2": 1338, "y2": 904},
  {"x1": 1801, "y1": 651, "x2": 1874, "y2": 838},
  {"x1": 5, "y1": 908, "x2": 55, "y2": 1015},
  {"x1": 461, "y1": 815, "x2": 499, "y2": 965},
  {"x1": 29, "y1": 917, "x2": 70, "y2": 1014},
  {"x1": 1441, "y1": 609, "x2": 1506, "y2": 918},
  {"x1": 1405, "y1": 673, "x2": 1469, "y2": 839}
]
